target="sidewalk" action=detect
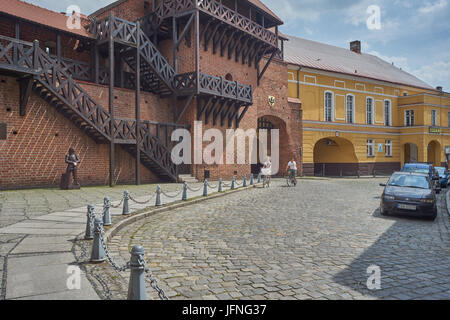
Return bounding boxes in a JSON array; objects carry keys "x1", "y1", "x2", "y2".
[{"x1": 0, "y1": 180, "x2": 248, "y2": 300}]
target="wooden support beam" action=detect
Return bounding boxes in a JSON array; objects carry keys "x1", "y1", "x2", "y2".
[
  {"x1": 19, "y1": 77, "x2": 33, "y2": 116},
  {"x1": 204, "y1": 22, "x2": 221, "y2": 52},
  {"x1": 236, "y1": 36, "x2": 250, "y2": 63},
  {"x1": 176, "y1": 93, "x2": 195, "y2": 123},
  {"x1": 205, "y1": 98, "x2": 220, "y2": 124},
  {"x1": 109, "y1": 12, "x2": 115, "y2": 187},
  {"x1": 175, "y1": 13, "x2": 195, "y2": 50},
  {"x1": 228, "y1": 33, "x2": 243, "y2": 60},
  {"x1": 213, "y1": 26, "x2": 228, "y2": 55},
  {"x1": 135, "y1": 21, "x2": 141, "y2": 185},
  {"x1": 257, "y1": 49, "x2": 277, "y2": 86},
  {"x1": 196, "y1": 96, "x2": 213, "y2": 121},
  {"x1": 236, "y1": 105, "x2": 250, "y2": 128},
  {"x1": 213, "y1": 100, "x2": 225, "y2": 126},
  {"x1": 221, "y1": 29, "x2": 236, "y2": 57}
]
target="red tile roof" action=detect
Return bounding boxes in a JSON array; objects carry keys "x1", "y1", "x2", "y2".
[{"x1": 0, "y1": 0, "x2": 93, "y2": 38}]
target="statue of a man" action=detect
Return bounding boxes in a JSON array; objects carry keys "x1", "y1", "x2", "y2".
[{"x1": 65, "y1": 147, "x2": 81, "y2": 186}]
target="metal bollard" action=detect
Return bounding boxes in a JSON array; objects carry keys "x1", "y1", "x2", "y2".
[
  {"x1": 127, "y1": 245, "x2": 147, "y2": 300},
  {"x1": 103, "y1": 197, "x2": 112, "y2": 226},
  {"x1": 203, "y1": 180, "x2": 208, "y2": 197},
  {"x1": 182, "y1": 182, "x2": 188, "y2": 201},
  {"x1": 218, "y1": 178, "x2": 223, "y2": 192},
  {"x1": 231, "y1": 176, "x2": 236, "y2": 190},
  {"x1": 250, "y1": 174, "x2": 254, "y2": 185},
  {"x1": 243, "y1": 175, "x2": 247, "y2": 187},
  {"x1": 123, "y1": 191, "x2": 130, "y2": 215},
  {"x1": 90, "y1": 218, "x2": 106, "y2": 263},
  {"x1": 257, "y1": 173, "x2": 262, "y2": 183},
  {"x1": 85, "y1": 205, "x2": 95, "y2": 240},
  {"x1": 155, "y1": 185, "x2": 162, "y2": 206}
]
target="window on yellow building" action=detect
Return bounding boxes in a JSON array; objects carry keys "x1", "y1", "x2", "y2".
[
  {"x1": 366, "y1": 97, "x2": 374, "y2": 125},
  {"x1": 405, "y1": 110, "x2": 415, "y2": 127},
  {"x1": 346, "y1": 95, "x2": 355, "y2": 123},
  {"x1": 385, "y1": 140, "x2": 392, "y2": 157},
  {"x1": 367, "y1": 140, "x2": 375, "y2": 157},
  {"x1": 384, "y1": 100, "x2": 392, "y2": 126},
  {"x1": 324, "y1": 91, "x2": 333, "y2": 122},
  {"x1": 448, "y1": 112, "x2": 450, "y2": 127},
  {"x1": 431, "y1": 110, "x2": 438, "y2": 126}
]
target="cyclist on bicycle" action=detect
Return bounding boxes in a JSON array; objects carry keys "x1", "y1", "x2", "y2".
[
  {"x1": 262, "y1": 157, "x2": 272, "y2": 184},
  {"x1": 286, "y1": 158, "x2": 297, "y2": 186}
]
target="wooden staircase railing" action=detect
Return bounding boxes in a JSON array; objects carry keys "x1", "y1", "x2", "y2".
[{"x1": 0, "y1": 35, "x2": 180, "y2": 181}]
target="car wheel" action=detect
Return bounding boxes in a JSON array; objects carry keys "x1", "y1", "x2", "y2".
[{"x1": 380, "y1": 206, "x2": 389, "y2": 216}]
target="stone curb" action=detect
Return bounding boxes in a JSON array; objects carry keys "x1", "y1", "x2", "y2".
[
  {"x1": 445, "y1": 190, "x2": 450, "y2": 217},
  {"x1": 104, "y1": 183, "x2": 263, "y2": 243}
]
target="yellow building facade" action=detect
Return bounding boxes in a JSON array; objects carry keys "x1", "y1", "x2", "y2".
[{"x1": 286, "y1": 51, "x2": 450, "y2": 176}]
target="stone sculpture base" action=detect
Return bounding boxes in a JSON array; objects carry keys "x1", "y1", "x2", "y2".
[{"x1": 60, "y1": 173, "x2": 81, "y2": 190}]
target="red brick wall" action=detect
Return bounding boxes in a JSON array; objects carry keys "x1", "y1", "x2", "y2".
[{"x1": 0, "y1": 75, "x2": 159, "y2": 190}]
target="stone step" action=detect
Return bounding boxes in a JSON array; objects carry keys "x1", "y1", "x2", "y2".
[{"x1": 178, "y1": 175, "x2": 198, "y2": 183}]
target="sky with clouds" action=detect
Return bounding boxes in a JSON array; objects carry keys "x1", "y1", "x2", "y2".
[{"x1": 27, "y1": 0, "x2": 450, "y2": 91}]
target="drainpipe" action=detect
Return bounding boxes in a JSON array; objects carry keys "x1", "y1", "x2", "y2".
[{"x1": 297, "y1": 67, "x2": 301, "y2": 99}]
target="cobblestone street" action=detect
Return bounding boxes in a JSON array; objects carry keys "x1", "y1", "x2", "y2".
[{"x1": 103, "y1": 178, "x2": 450, "y2": 300}]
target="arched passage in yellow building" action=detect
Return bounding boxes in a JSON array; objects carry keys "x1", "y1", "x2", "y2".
[
  {"x1": 404, "y1": 143, "x2": 419, "y2": 164},
  {"x1": 313, "y1": 137, "x2": 358, "y2": 176},
  {"x1": 427, "y1": 140, "x2": 442, "y2": 166}
]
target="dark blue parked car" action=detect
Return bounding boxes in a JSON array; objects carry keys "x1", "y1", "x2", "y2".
[
  {"x1": 401, "y1": 163, "x2": 441, "y2": 192},
  {"x1": 434, "y1": 167, "x2": 449, "y2": 188}
]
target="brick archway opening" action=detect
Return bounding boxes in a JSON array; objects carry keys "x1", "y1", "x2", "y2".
[{"x1": 252, "y1": 116, "x2": 291, "y2": 176}]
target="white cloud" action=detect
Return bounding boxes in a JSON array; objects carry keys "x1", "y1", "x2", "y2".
[
  {"x1": 418, "y1": 0, "x2": 448, "y2": 14},
  {"x1": 368, "y1": 50, "x2": 411, "y2": 72},
  {"x1": 412, "y1": 60, "x2": 450, "y2": 89}
]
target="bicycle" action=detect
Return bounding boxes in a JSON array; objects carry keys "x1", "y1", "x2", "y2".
[
  {"x1": 261, "y1": 168, "x2": 271, "y2": 188},
  {"x1": 286, "y1": 171, "x2": 297, "y2": 187}
]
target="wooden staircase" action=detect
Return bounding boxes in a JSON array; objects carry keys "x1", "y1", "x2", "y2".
[{"x1": 0, "y1": 35, "x2": 179, "y2": 182}]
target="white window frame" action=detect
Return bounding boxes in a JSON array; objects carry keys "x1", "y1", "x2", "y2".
[
  {"x1": 405, "y1": 110, "x2": 415, "y2": 127},
  {"x1": 324, "y1": 90, "x2": 334, "y2": 122},
  {"x1": 367, "y1": 139, "x2": 375, "y2": 157},
  {"x1": 384, "y1": 99, "x2": 392, "y2": 127},
  {"x1": 431, "y1": 109, "x2": 438, "y2": 127},
  {"x1": 346, "y1": 94, "x2": 355, "y2": 124},
  {"x1": 385, "y1": 140, "x2": 392, "y2": 157},
  {"x1": 366, "y1": 97, "x2": 374, "y2": 125}
]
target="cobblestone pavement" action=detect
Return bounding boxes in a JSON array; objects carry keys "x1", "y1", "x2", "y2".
[
  {"x1": 0, "y1": 183, "x2": 187, "y2": 228},
  {"x1": 97, "y1": 178, "x2": 450, "y2": 300},
  {"x1": 0, "y1": 182, "x2": 203, "y2": 299}
]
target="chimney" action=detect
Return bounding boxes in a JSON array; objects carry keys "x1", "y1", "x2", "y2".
[
  {"x1": 436, "y1": 86, "x2": 443, "y2": 92},
  {"x1": 350, "y1": 40, "x2": 361, "y2": 54}
]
